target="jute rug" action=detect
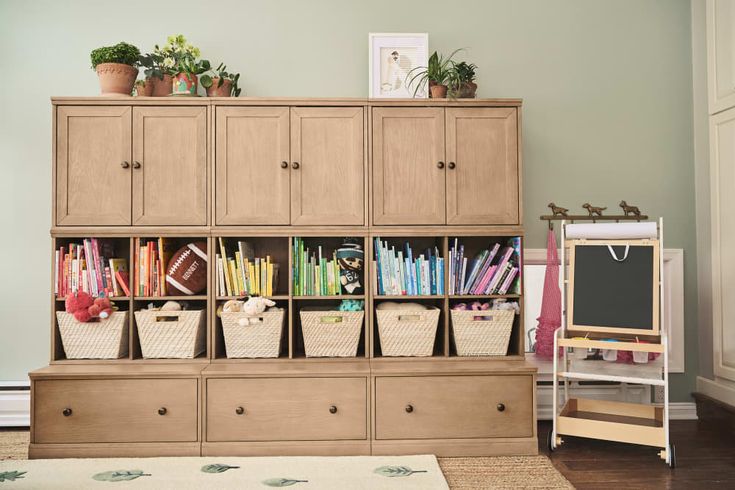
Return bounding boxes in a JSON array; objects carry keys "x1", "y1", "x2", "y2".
[{"x1": 1, "y1": 430, "x2": 573, "y2": 489}]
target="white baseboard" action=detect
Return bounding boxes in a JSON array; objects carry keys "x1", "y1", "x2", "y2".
[
  {"x1": 697, "y1": 376, "x2": 735, "y2": 407},
  {"x1": 0, "y1": 389, "x2": 30, "y2": 427}
]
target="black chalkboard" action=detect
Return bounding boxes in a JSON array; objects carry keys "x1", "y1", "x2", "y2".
[{"x1": 571, "y1": 244, "x2": 657, "y2": 332}]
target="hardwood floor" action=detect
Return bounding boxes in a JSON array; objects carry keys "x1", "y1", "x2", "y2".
[{"x1": 539, "y1": 419, "x2": 735, "y2": 489}]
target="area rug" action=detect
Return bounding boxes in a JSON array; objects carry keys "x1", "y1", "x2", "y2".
[{"x1": 0, "y1": 455, "x2": 446, "y2": 489}]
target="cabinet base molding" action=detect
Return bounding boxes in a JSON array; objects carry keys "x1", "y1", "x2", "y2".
[
  {"x1": 29, "y1": 442, "x2": 201, "y2": 459},
  {"x1": 370, "y1": 438, "x2": 538, "y2": 457},
  {"x1": 201, "y1": 441, "x2": 371, "y2": 457}
]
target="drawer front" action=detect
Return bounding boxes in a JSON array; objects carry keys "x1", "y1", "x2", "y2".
[
  {"x1": 34, "y1": 378, "x2": 198, "y2": 444},
  {"x1": 375, "y1": 375, "x2": 533, "y2": 440},
  {"x1": 206, "y1": 377, "x2": 367, "y2": 442}
]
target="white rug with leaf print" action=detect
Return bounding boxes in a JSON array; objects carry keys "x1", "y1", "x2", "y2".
[{"x1": 0, "y1": 455, "x2": 447, "y2": 489}]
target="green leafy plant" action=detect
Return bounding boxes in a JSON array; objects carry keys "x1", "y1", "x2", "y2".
[
  {"x1": 201, "y1": 63, "x2": 242, "y2": 96},
  {"x1": 453, "y1": 61, "x2": 477, "y2": 84},
  {"x1": 406, "y1": 49, "x2": 463, "y2": 97},
  {"x1": 138, "y1": 52, "x2": 166, "y2": 80},
  {"x1": 152, "y1": 34, "x2": 209, "y2": 75},
  {"x1": 90, "y1": 42, "x2": 140, "y2": 70}
]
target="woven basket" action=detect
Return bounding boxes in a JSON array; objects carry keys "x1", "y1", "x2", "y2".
[
  {"x1": 376, "y1": 307, "x2": 440, "y2": 357},
  {"x1": 56, "y1": 311, "x2": 128, "y2": 359},
  {"x1": 221, "y1": 310, "x2": 285, "y2": 358},
  {"x1": 300, "y1": 310, "x2": 364, "y2": 357},
  {"x1": 451, "y1": 309, "x2": 515, "y2": 356},
  {"x1": 134, "y1": 310, "x2": 205, "y2": 359}
]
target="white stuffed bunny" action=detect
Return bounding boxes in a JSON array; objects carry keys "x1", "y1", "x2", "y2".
[{"x1": 238, "y1": 296, "x2": 276, "y2": 326}]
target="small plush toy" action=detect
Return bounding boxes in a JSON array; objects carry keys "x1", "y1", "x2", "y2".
[
  {"x1": 65, "y1": 291, "x2": 113, "y2": 322},
  {"x1": 338, "y1": 299, "x2": 364, "y2": 311},
  {"x1": 240, "y1": 296, "x2": 276, "y2": 326}
]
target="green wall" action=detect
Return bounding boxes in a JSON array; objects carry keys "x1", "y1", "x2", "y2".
[{"x1": 0, "y1": 0, "x2": 697, "y2": 400}]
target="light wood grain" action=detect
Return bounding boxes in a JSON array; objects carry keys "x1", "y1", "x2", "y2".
[
  {"x1": 290, "y1": 107, "x2": 365, "y2": 225},
  {"x1": 205, "y1": 377, "x2": 367, "y2": 441},
  {"x1": 56, "y1": 106, "x2": 132, "y2": 225},
  {"x1": 132, "y1": 106, "x2": 207, "y2": 225},
  {"x1": 446, "y1": 108, "x2": 519, "y2": 225},
  {"x1": 215, "y1": 106, "x2": 290, "y2": 225},
  {"x1": 372, "y1": 107, "x2": 446, "y2": 225}
]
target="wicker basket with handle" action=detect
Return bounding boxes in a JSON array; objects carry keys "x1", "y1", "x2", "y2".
[
  {"x1": 56, "y1": 311, "x2": 129, "y2": 359},
  {"x1": 134, "y1": 309, "x2": 205, "y2": 359},
  {"x1": 221, "y1": 310, "x2": 285, "y2": 358},
  {"x1": 300, "y1": 310, "x2": 364, "y2": 357},
  {"x1": 376, "y1": 307, "x2": 440, "y2": 357},
  {"x1": 451, "y1": 309, "x2": 515, "y2": 356}
]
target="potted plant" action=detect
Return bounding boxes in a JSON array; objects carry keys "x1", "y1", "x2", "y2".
[
  {"x1": 139, "y1": 51, "x2": 173, "y2": 96},
  {"x1": 134, "y1": 79, "x2": 153, "y2": 97},
  {"x1": 201, "y1": 63, "x2": 242, "y2": 97},
  {"x1": 452, "y1": 61, "x2": 478, "y2": 98},
  {"x1": 90, "y1": 42, "x2": 140, "y2": 96},
  {"x1": 406, "y1": 49, "x2": 461, "y2": 99},
  {"x1": 155, "y1": 35, "x2": 210, "y2": 96}
]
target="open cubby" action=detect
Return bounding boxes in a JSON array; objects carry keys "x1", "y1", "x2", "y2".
[
  {"x1": 292, "y1": 236, "x2": 367, "y2": 297},
  {"x1": 133, "y1": 236, "x2": 209, "y2": 299},
  {"x1": 131, "y1": 298, "x2": 209, "y2": 360},
  {"x1": 372, "y1": 236, "x2": 445, "y2": 297},
  {"x1": 448, "y1": 235, "x2": 522, "y2": 297},
  {"x1": 292, "y1": 298, "x2": 367, "y2": 359},
  {"x1": 372, "y1": 297, "x2": 445, "y2": 358},
  {"x1": 214, "y1": 236, "x2": 289, "y2": 298},
  {"x1": 213, "y1": 298, "x2": 289, "y2": 359}
]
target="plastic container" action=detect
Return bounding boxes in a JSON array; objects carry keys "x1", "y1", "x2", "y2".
[
  {"x1": 571, "y1": 337, "x2": 589, "y2": 360},
  {"x1": 601, "y1": 339, "x2": 619, "y2": 361}
]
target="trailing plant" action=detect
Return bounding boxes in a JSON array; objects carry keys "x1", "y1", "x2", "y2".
[
  {"x1": 201, "y1": 63, "x2": 242, "y2": 96},
  {"x1": 406, "y1": 49, "x2": 463, "y2": 97},
  {"x1": 152, "y1": 34, "x2": 209, "y2": 75},
  {"x1": 90, "y1": 42, "x2": 140, "y2": 69}
]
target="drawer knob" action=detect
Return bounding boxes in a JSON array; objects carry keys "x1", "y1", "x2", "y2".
[
  {"x1": 280, "y1": 161, "x2": 288, "y2": 169},
  {"x1": 329, "y1": 405, "x2": 338, "y2": 414},
  {"x1": 292, "y1": 161, "x2": 300, "y2": 169},
  {"x1": 158, "y1": 407, "x2": 167, "y2": 416},
  {"x1": 448, "y1": 161, "x2": 456, "y2": 169},
  {"x1": 62, "y1": 408, "x2": 72, "y2": 417},
  {"x1": 133, "y1": 161, "x2": 142, "y2": 169},
  {"x1": 437, "y1": 161, "x2": 445, "y2": 169},
  {"x1": 121, "y1": 161, "x2": 130, "y2": 169},
  {"x1": 496, "y1": 403, "x2": 506, "y2": 412},
  {"x1": 235, "y1": 406, "x2": 245, "y2": 415},
  {"x1": 405, "y1": 404, "x2": 414, "y2": 413}
]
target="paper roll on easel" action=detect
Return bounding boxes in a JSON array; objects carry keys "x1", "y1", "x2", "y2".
[{"x1": 565, "y1": 221, "x2": 657, "y2": 239}]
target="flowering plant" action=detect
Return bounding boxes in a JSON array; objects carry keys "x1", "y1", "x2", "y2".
[{"x1": 154, "y1": 35, "x2": 209, "y2": 76}]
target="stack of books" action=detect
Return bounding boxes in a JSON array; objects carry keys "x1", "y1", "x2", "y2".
[
  {"x1": 292, "y1": 238, "x2": 341, "y2": 296},
  {"x1": 216, "y1": 239, "x2": 277, "y2": 297},
  {"x1": 373, "y1": 238, "x2": 444, "y2": 296},
  {"x1": 136, "y1": 238, "x2": 175, "y2": 297},
  {"x1": 55, "y1": 239, "x2": 129, "y2": 298},
  {"x1": 449, "y1": 237, "x2": 521, "y2": 295}
]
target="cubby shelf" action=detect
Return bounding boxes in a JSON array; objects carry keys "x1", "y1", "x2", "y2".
[{"x1": 135, "y1": 295, "x2": 208, "y2": 301}]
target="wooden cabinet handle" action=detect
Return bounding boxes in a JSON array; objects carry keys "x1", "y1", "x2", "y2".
[
  {"x1": 405, "y1": 404, "x2": 414, "y2": 413},
  {"x1": 280, "y1": 161, "x2": 288, "y2": 169},
  {"x1": 62, "y1": 408, "x2": 72, "y2": 417},
  {"x1": 235, "y1": 406, "x2": 245, "y2": 415},
  {"x1": 133, "y1": 161, "x2": 142, "y2": 169},
  {"x1": 121, "y1": 161, "x2": 130, "y2": 169},
  {"x1": 448, "y1": 161, "x2": 456, "y2": 169},
  {"x1": 158, "y1": 407, "x2": 167, "y2": 416},
  {"x1": 437, "y1": 161, "x2": 445, "y2": 169},
  {"x1": 329, "y1": 405, "x2": 338, "y2": 414},
  {"x1": 496, "y1": 403, "x2": 506, "y2": 412},
  {"x1": 292, "y1": 162, "x2": 300, "y2": 169}
]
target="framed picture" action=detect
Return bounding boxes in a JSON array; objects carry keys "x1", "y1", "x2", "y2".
[{"x1": 369, "y1": 33, "x2": 429, "y2": 98}]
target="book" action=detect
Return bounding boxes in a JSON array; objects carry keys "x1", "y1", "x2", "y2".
[
  {"x1": 115, "y1": 270, "x2": 131, "y2": 297},
  {"x1": 292, "y1": 237, "x2": 343, "y2": 296},
  {"x1": 373, "y1": 238, "x2": 444, "y2": 296}
]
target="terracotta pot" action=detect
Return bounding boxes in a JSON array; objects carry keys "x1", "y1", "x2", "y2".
[
  {"x1": 172, "y1": 72, "x2": 198, "y2": 96},
  {"x1": 95, "y1": 63, "x2": 138, "y2": 96},
  {"x1": 205, "y1": 78, "x2": 233, "y2": 97},
  {"x1": 150, "y1": 74, "x2": 173, "y2": 96},
  {"x1": 135, "y1": 79, "x2": 154, "y2": 97},
  {"x1": 429, "y1": 84, "x2": 448, "y2": 99},
  {"x1": 458, "y1": 82, "x2": 477, "y2": 98}
]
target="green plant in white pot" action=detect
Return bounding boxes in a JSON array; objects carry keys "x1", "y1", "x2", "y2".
[{"x1": 90, "y1": 42, "x2": 140, "y2": 96}]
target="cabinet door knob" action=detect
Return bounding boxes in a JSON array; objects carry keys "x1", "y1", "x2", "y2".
[
  {"x1": 62, "y1": 408, "x2": 72, "y2": 417},
  {"x1": 280, "y1": 161, "x2": 288, "y2": 169},
  {"x1": 496, "y1": 403, "x2": 506, "y2": 412},
  {"x1": 235, "y1": 406, "x2": 245, "y2": 415},
  {"x1": 158, "y1": 407, "x2": 167, "y2": 416},
  {"x1": 329, "y1": 405, "x2": 338, "y2": 414},
  {"x1": 437, "y1": 161, "x2": 445, "y2": 169},
  {"x1": 292, "y1": 161, "x2": 300, "y2": 169},
  {"x1": 448, "y1": 161, "x2": 456, "y2": 169},
  {"x1": 121, "y1": 161, "x2": 130, "y2": 169},
  {"x1": 405, "y1": 404, "x2": 414, "y2": 413},
  {"x1": 133, "y1": 161, "x2": 142, "y2": 169}
]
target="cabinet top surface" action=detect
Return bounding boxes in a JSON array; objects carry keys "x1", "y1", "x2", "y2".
[{"x1": 51, "y1": 96, "x2": 523, "y2": 107}]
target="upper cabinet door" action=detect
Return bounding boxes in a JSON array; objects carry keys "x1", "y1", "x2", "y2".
[
  {"x1": 707, "y1": 0, "x2": 735, "y2": 114},
  {"x1": 372, "y1": 107, "x2": 445, "y2": 225},
  {"x1": 446, "y1": 108, "x2": 519, "y2": 225},
  {"x1": 132, "y1": 107, "x2": 207, "y2": 226},
  {"x1": 215, "y1": 107, "x2": 290, "y2": 225},
  {"x1": 290, "y1": 107, "x2": 365, "y2": 225},
  {"x1": 56, "y1": 106, "x2": 132, "y2": 226}
]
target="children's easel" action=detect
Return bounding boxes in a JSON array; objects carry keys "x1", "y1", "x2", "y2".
[{"x1": 548, "y1": 217, "x2": 674, "y2": 468}]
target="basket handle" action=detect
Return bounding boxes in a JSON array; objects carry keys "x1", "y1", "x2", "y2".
[
  {"x1": 470, "y1": 312, "x2": 496, "y2": 322},
  {"x1": 397, "y1": 314, "x2": 422, "y2": 321},
  {"x1": 319, "y1": 316, "x2": 344, "y2": 324},
  {"x1": 155, "y1": 314, "x2": 180, "y2": 322}
]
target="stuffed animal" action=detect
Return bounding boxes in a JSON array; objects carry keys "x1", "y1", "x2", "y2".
[
  {"x1": 376, "y1": 301, "x2": 429, "y2": 311},
  {"x1": 338, "y1": 299, "x2": 364, "y2": 311},
  {"x1": 240, "y1": 296, "x2": 276, "y2": 325},
  {"x1": 65, "y1": 291, "x2": 113, "y2": 322}
]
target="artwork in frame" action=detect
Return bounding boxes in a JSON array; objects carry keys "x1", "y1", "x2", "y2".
[{"x1": 369, "y1": 33, "x2": 429, "y2": 98}]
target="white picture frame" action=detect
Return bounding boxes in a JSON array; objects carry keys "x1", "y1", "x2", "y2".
[{"x1": 369, "y1": 33, "x2": 429, "y2": 98}]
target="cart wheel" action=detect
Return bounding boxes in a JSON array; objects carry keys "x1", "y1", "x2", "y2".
[
  {"x1": 668, "y1": 444, "x2": 676, "y2": 469},
  {"x1": 547, "y1": 429, "x2": 555, "y2": 452}
]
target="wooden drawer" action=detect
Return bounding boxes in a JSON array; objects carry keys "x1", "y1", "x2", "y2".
[
  {"x1": 33, "y1": 378, "x2": 198, "y2": 444},
  {"x1": 375, "y1": 375, "x2": 533, "y2": 440},
  {"x1": 206, "y1": 377, "x2": 367, "y2": 442}
]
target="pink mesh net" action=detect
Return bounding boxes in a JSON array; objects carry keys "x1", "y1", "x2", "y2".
[{"x1": 535, "y1": 229, "x2": 562, "y2": 359}]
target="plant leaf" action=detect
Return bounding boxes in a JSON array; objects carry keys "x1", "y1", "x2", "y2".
[
  {"x1": 374, "y1": 465, "x2": 428, "y2": 477},
  {"x1": 0, "y1": 470, "x2": 26, "y2": 482},
  {"x1": 262, "y1": 477, "x2": 309, "y2": 487},
  {"x1": 92, "y1": 469, "x2": 151, "y2": 482},
  {"x1": 201, "y1": 463, "x2": 239, "y2": 474}
]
